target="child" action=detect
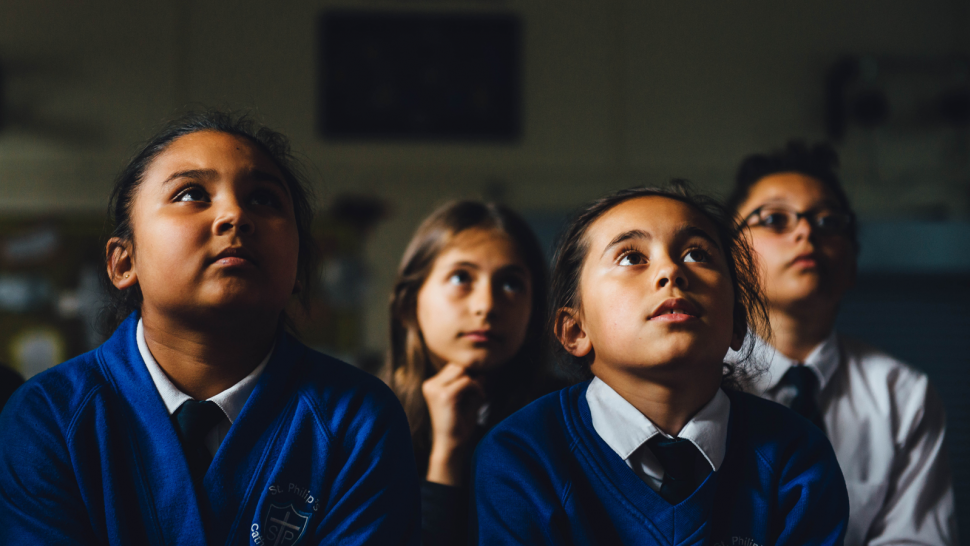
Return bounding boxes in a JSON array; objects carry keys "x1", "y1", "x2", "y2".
[
  {"x1": 473, "y1": 185, "x2": 849, "y2": 545},
  {"x1": 384, "y1": 201, "x2": 556, "y2": 546},
  {"x1": 0, "y1": 111, "x2": 420, "y2": 544},
  {"x1": 728, "y1": 142, "x2": 957, "y2": 545}
]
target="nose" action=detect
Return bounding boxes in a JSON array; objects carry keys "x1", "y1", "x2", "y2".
[
  {"x1": 213, "y1": 196, "x2": 255, "y2": 236},
  {"x1": 791, "y1": 215, "x2": 813, "y2": 242},
  {"x1": 472, "y1": 279, "x2": 496, "y2": 317},
  {"x1": 655, "y1": 256, "x2": 688, "y2": 290}
]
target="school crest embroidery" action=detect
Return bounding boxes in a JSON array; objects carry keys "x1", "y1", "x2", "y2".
[{"x1": 262, "y1": 503, "x2": 311, "y2": 546}]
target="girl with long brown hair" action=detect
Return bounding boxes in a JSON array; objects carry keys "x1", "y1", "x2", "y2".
[{"x1": 385, "y1": 200, "x2": 554, "y2": 546}]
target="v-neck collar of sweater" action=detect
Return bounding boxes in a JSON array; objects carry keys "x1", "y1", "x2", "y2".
[{"x1": 563, "y1": 381, "x2": 725, "y2": 545}]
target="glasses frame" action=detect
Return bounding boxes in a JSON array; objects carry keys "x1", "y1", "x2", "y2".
[{"x1": 743, "y1": 205, "x2": 854, "y2": 236}]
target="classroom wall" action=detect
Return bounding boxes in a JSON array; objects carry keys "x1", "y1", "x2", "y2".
[{"x1": 1, "y1": 0, "x2": 968, "y2": 354}]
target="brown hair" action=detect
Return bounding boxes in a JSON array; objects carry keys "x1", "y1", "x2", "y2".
[
  {"x1": 384, "y1": 200, "x2": 550, "y2": 468},
  {"x1": 549, "y1": 182, "x2": 770, "y2": 389}
]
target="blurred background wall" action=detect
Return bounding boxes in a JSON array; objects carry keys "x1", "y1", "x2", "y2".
[{"x1": 1, "y1": 0, "x2": 969, "y2": 530}]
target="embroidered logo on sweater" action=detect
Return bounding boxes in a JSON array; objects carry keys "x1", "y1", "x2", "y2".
[
  {"x1": 712, "y1": 538, "x2": 762, "y2": 546},
  {"x1": 252, "y1": 503, "x2": 311, "y2": 546}
]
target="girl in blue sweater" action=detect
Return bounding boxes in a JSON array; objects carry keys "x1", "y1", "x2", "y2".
[
  {"x1": 0, "y1": 111, "x2": 420, "y2": 545},
  {"x1": 473, "y1": 184, "x2": 849, "y2": 545}
]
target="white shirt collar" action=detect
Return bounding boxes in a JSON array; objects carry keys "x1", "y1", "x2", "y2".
[
  {"x1": 586, "y1": 377, "x2": 730, "y2": 472},
  {"x1": 748, "y1": 330, "x2": 841, "y2": 395},
  {"x1": 136, "y1": 318, "x2": 271, "y2": 424}
]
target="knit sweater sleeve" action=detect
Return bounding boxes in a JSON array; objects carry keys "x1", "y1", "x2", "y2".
[
  {"x1": 0, "y1": 376, "x2": 102, "y2": 544},
  {"x1": 471, "y1": 416, "x2": 575, "y2": 546}
]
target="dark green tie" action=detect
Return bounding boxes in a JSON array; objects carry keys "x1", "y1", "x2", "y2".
[
  {"x1": 172, "y1": 400, "x2": 225, "y2": 483},
  {"x1": 783, "y1": 365, "x2": 826, "y2": 434},
  {"x1": 646, "y1": 436, "x2": 711, "y2": 505}
]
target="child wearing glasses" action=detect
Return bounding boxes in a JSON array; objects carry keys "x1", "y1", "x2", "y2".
[
  {"x1": 728, "y1": 141, "x2": 957, "y2": 546},
  {"x1": 473, "y1": 184, "x2": 849, "y2": 545}
]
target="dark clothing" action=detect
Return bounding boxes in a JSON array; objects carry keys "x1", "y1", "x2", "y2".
[
  {"x1": 0, "y1": 365, "x2": 24, "y2": 412},
  {"x1": 422, "y1": 481, "x2": 469, "y2": 546}
]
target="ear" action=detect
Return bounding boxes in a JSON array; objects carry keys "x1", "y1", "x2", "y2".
[
  {"x1": 554, "y1": 307, "x2": 592, "y2": 358},
  {"x1": 106, "y1": 237, "x2": 137, "y2": 290}
]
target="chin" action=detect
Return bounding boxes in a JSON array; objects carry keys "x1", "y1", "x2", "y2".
[
  {"x1": 642, "y1": 338, "x2": 723, "y2": 370},
  {"x1": 460, "y1": 353, "x2": 509, "y2": 374}
]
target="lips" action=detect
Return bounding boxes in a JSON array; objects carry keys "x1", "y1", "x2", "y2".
[
  {"x1": 461, "y1": 330, "x2": 501, "y2": 343},
  {"x1": 789, "y1": 251, "x2": 818, "y2": 268},
  {"x1": 649, "y1": 298, "x2": 700, "y2": 322},
  {"x1": 211, "y1": 246, "x2": 257, "y2": 267}
]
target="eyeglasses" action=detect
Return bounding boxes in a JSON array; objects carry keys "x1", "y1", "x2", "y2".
[{"x1": 744, "y1": 205, "x2": 853, "y2": 236}]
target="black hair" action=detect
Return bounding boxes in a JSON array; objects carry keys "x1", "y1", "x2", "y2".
[
  {"x1": 549, "y1": 182, "x2": 769, "y2": 389},
  {"x1": 99, "y1": 110, "x2": 318, "y2": 334},
  {"x1": 728, "y1": 140, "x2": 858, "y2": 249}
]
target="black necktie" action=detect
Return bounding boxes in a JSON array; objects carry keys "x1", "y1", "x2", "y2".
[
  {"x1": 783, "y1": 365, "x2": 826, "y2": 434},
  {"x1": 172, "y1": 400, "x2": 225, "y2": 483},
  {"x1": 646, "y1": 436, "x2": 711, "y2": 505}
]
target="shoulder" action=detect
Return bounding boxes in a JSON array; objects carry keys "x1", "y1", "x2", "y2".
[
  {"x1": 287, "y1": 341, "x2": 410, "y2": 447},
  {"x1": 476, "y1": 384, "x2": 580, "y2": 468},
  {"x1": 0, "y1": 347, "x2": 108, "y2": 437},
  {"x1": 839, "y1": 336, "x2": 945, "y2": 428},
  {"x1": 839, "y1": 335, "x2": 930, "y2": 394},
  {"x1": 727, "y1": 390, "x2": 837, "y2": 470},
  {"x1": 296, "y1": 345, "x2": 401, "y2": 415},
  {"x1": 727, "y1": 391, "x2": 848, "y2": 513},
  {"x1": 484, "y1": 386, "x2": 572, "y2": 442}
]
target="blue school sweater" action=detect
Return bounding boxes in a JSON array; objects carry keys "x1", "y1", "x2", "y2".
[
  {"x1": 473, "y1": 382, "x2": 848, "y2": 545},
  {"x1": 0, "y1": 314, "x2": 420, "y2": 545}
]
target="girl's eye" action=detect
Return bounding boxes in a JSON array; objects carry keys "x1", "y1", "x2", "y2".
[
  {"x1": 684, "y1": 249, "x2": 711, "y2": 263},
  {"x1": 448, "y1": 271, "x2": 472, "y2": 286},
  {"x1": 499, "y1": 276, "x2": 526, "y2": 294},
  {"x1": 175, "y1": 187, "x2": 209, "y2": 203},
  {"x1": 762, "y1": 212, "x2": 791, "y2": 231},
  {"x1": 250, "y1": 188, "x2": 282, "y2": 208},
  {"x1": 618, "y1": 251, "x2": 646, "y2": 266}
]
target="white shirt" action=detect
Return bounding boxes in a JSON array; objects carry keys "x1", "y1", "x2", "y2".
[
  {"x1": 586, "y1": 377, "x2": 730, "y2": 492},
  {"x1": 137, "y1": 318, "x2": 271, "y2": 457},
  {"x1": 742, "y1": 332, "x2": 958, "y2": 546}
]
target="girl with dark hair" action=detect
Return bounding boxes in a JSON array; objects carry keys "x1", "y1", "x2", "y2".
[
  {"x1": 384, "y1": 200, "x2": 554, "y2": 546},
  {"x1": 0, "y1": 111, "x2": 419, "y2": 544},
  {"x1": 730, "y1": 141, "x2": 957, "y2": 546},
  {"x1": 473, "y1": 184, "x2": 849, "y2": 545}
]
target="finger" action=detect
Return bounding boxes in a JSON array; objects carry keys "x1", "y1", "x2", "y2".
[
  {"x1": 427, "y1": 363, "x2": 468, "y2": 386},
  {"x1": 439, "y1": 375, "x2": 484, "y2": 399}
]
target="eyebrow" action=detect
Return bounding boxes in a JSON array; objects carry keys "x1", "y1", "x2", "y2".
[
  {"x1": 676, "y1": 225, "x2": 721, "y2": 250},
  {"x1": 162, "y1": 169, "x2": 217, "y2": 185},
  {"x1": 752, "y1": 198, "x2": 842, "y2": 211},
  {"x1": 448, "y1": 261, "x2": 529, "y2": 276},
  {"x1": 602, "y1": 229, "x2": 650, "y2": 258},
  {"x1": 162, "y1": 168, "x2": 286, "y2": 190},
  {"x1": 600, "y1": 225, "x2": 721, "y2": 258}
]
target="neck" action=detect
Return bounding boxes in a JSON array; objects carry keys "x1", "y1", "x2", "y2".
[
  {"x1": 767, "y1": 301, "x2": 837, "y2": 362},
  {"x1": 141, "y1": 307, "x2": 279, "y2": 400},
  {"x1": 592, "y1": 362, "x2": 720, "y2": 437}
]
